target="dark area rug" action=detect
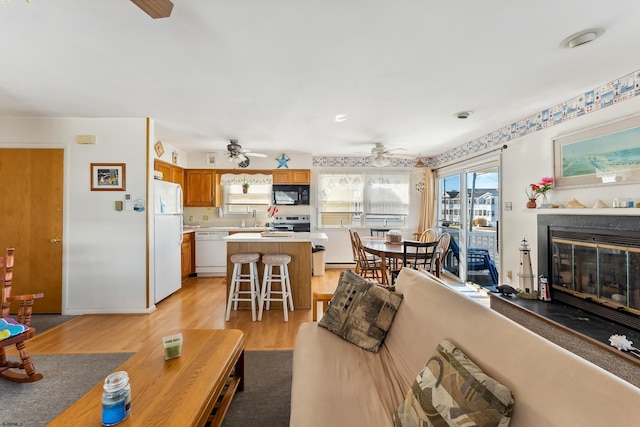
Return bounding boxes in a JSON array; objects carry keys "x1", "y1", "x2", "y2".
[
  {"x1": 0, "y1": 353, "x2": 133, "y2": 426},
  {"x1": 222, "y1": 350, "x2": 293, "y2": 427},
  {"x1": 29, "y1": 314, "x2": 77, "y2": 334}
]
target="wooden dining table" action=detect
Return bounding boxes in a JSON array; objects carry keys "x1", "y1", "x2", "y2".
[{"x1": 359, "y1": 237, "x2": 434, "y2": 284}]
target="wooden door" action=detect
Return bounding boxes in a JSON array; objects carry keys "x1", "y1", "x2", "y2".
[{"x1": 0, "y1": 149, "x2": 64, "y2": 313}]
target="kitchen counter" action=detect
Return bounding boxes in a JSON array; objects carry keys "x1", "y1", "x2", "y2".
[
  {"x1": 183, "y1": 226, "x2": 270, "y2": 233},
  {"x1": 223, "y1": 232, "x2": 328, "y2": 244},
  {"x1": 224, "y1": 232, "x2": 328, "y2": 310}
]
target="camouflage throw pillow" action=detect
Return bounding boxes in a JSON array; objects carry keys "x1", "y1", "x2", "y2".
[
  {"x1": 318, "y1": 269, "x2": 403, "y2": 353},
  {"x1": 394, "y1": 340, "x2": 514, "y2": 427}
]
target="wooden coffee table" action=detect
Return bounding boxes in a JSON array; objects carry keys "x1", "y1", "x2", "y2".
[{"x1": 49, "y1": 329, "x2": 245, "y2": 427}]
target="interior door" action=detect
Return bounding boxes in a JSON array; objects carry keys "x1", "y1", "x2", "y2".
[{"x1": 0, "y1": 149, "x2": 64, "y2": 313}]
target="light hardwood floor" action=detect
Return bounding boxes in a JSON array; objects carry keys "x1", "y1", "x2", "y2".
[{"x1": 22, "y1": 269, "x2": 345, "y2": 355}]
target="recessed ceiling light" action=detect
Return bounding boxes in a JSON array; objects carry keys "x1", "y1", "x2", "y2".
[
  {"x1": 454, "y1": 111, "x2": 472, "y2": 119},
  {"x1": 560, "y1": 28, "x2": 604, "y2": 49},
  {"x1": 335, "y1": 114, "x2": 347, "y2": 122}
]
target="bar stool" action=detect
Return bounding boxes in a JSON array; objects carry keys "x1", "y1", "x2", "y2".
[
  {"x1": 225, "y1": 252, "x2": 261, "y2": 322},
  {"x1": 258, "y1": 254, "x2": 294, "y2": 322}
]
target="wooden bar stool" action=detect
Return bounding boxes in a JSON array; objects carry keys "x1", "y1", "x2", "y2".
[
  {"x1": 225, "y1": 252, "x2": 261, "y2": 321},
  {"x1": 258, "y1": 254, "x2": 294, "y2": 322}
]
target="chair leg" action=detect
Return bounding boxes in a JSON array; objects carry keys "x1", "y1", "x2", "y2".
[
  {"x1": 284, "y1": 264, "x2": 294, "y2": 312},
  {"x1": 249, "y1": 262, "x2": 257, "y2": 321},
  {"x1": 225, "y1": 263, "x2": 240, "y2": 321},
  {"x1": 258, "y1": 264, "x2": 270, "y2": 321},
  {"x1": 0, "y1": 343, "x2": 43, "y2": 383}
]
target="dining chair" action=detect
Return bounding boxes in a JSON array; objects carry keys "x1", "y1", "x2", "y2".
[
  {"x1": 391, "y1": 240, "x2": 438, "y2": 284},
  {"x1": 370, "y1": 228, "x2": 389, "y2": 237},
  {"x1": 418, "y1": 229, "x2": 438, "y2": 243},
  {"x1": 353, "y1": 231, "x2": 387, "y2": 284},
  {"x1": 433, "y1": 232, "x2": 451, "y2": 278},
  {"x1": 1, "y1": 247, "x2": 44, "y2": 383}
]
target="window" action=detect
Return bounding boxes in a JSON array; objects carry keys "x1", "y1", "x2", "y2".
[
  {"x1": 221, "y1": 173, "x2": 272, "y2": 214},
  {"x1": 318, "y1": 172, "x2": 410, "y2": 227}
]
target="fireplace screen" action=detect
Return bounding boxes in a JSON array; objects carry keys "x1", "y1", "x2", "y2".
[{"x1": 552, "y1": 234, "x2": 640, "y2": 313}]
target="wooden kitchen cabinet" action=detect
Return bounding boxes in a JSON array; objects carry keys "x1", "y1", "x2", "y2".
[
  {"x1": 272, "y1": 169, "x2": 310, "y2": 184},
  {"x1": 184, "y1": 169, "x2": 221, "y2": 207},
  {"x1": 154, "y1": 159, "x2": 184, "y2": 186},
  {"x1": 181, "y1": 232, "x2": 194, "y2": 281}
]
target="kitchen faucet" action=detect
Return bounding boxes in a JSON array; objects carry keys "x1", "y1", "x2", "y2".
[{"x1": 252, "y1": 209, "x2": 258, "y2": 227}]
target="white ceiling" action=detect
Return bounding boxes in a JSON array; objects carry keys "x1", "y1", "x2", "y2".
[{"x1": 2, "y1": 1, "x2": 639, "y2": 158}]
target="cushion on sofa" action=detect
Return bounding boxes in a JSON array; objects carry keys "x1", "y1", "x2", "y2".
[
  {"x1": 394, "y1": 339, "x2": 514, "y2": 427},
  {"x1": 318, "y1": 269, "x2": 403, "y2": 353}
]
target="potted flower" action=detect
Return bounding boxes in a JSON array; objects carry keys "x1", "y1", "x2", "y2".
[
  {"x1": 242, "y1": 182, "x2": 250, "y2": 194},
  {"x1": 525, "y1": 177, "x2": 554, "y2": 208}
]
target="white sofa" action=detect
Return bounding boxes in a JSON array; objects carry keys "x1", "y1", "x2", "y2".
[{"x1": 290, "y1": 268, "x2": 640, "y2": 426}]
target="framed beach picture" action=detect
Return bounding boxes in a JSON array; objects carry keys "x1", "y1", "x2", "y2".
[
  {"x1": 91, "y1": 163, "x2": 126, "y2": 191},
  {"x1": 553, "y1": 115, "x2": 640, "y2": 188}
]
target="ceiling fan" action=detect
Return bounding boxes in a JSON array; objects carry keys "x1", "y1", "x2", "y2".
[
  {"x1": 130, "y1": 0, "x2": 174, "y2": 19},
  {"x1": 226, "y1": 139, "x2": 268, "y2": 168},
  {"x1": 369, "y1": 143, "x2": 410, "y2": 167}
]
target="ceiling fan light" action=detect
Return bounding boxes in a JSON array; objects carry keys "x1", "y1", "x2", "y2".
[{"x1": 371, "y1": 156, "x2": 390, "y2": 167}]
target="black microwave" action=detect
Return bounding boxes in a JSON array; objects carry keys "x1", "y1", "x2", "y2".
[{"x1": 273, "y1": 185, "x2": 310, "y2": 205}]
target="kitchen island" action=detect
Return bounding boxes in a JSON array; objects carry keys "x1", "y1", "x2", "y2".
[{"x1": 223, "y1": 232, "x2": 328, "y2": 309}]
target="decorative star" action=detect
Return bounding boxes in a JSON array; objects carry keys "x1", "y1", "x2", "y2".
[{"x1": 276, "y1": 153, "x2": 290, "y2": 169}]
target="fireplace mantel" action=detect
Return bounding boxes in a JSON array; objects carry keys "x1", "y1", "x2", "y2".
[{"x1": 529, "y1": 208, "x2": 640, "y2": 215}]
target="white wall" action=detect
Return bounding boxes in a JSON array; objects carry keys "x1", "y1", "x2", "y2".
[
  {"x1": 499, "y1": 96, "x2": 640, "y2": 288},
  {"x1": 0, "y1": 117, "x2": 149, "y2": 314}
]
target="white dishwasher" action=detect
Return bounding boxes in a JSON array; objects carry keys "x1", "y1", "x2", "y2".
[{"x1": 195, "y1": 231, "x2": 228, "y2": 276}]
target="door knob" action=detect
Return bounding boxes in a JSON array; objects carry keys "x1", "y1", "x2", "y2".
[{"x1": 50, "y1": 238, "x2": 62, "y2": 243}]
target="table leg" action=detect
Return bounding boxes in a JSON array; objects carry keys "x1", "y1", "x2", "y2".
[{"x1": 236, "y1": 349, "x2": 245, "y2": 392}]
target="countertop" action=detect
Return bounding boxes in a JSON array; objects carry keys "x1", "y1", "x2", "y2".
[
  {"x1": 182, "y1": 226, "x2": 269, "y2": 233},
  {"x1": 223, "y1": 232, "x2": 328, "y2": 244}
]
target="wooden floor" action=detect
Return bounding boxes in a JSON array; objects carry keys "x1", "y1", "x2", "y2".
[{"x1": 21, "y1": 269, "x2": 345, "y2": 355}]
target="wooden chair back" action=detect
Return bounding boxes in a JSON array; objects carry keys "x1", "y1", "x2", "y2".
[
  {"x1": 418, "y1": 229, "x2": 438, "y2": 242},
  {"x1": 1, "y1": 247, "x2": 44, "y2": 382},
  {"x1": 370, "y1": 228, "x2": 389, "y2": 237},
  {"x1": 352, "y1": 231, "x2": 386, "y2": 284},
  {"x1": 0, "y1": 248, "x2": 15, "y2": 320},
  {"x1": 434, "y1": 232, "x2": 452, "y2": 277}
]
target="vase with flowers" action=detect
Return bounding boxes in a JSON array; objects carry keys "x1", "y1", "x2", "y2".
[{"x1": 525, "y1": 177, "x2": 554, "y2": 208}]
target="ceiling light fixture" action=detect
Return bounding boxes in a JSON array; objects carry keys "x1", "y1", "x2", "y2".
[
  {"x1": 560, "y1": 28, "x2": 604, "y2": 49},
  {"x1": 371, "y1": 154, "x2": 390, "y2": 167},
  {"x1": 454, "y1": 111, "x2": 471, "y2": 119},
  {"x1": 334, "y1": 114, "x2": 347, "y2": 122}
]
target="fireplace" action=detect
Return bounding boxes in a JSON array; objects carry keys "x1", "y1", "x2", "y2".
[{"x1": 537, "y1": 214, "x2": 640, "y2": 331}]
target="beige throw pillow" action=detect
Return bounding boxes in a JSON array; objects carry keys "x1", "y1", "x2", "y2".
[
  {"x1": 318, "y1": 269, "x2": 403, "y2": 353},
  {"x1": 394, "y1": 339, "x2": 514, "y2": 426}
]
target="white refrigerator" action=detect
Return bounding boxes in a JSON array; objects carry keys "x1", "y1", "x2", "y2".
[{"x1": 154, "y1": 180, "x2": 183, "y2": 303}]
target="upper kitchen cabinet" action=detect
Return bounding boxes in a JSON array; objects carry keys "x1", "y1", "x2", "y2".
[
  {"x1": 154, "y1": 159, "x2": 184, "y2": 187},
  {"x1": 272, "y1": 169, "x2": 310, "y2": 184},
  {"x1": 185, "y1": 169, "x2": 221, "y2": 207}
]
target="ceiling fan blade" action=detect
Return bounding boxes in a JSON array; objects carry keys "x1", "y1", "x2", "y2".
[
  {"x1": 130, "y1": 0, "x2": 174, "y2": 19},
  {"x1": 245, "y1": 152, "x2": 268, "y2": 158}
]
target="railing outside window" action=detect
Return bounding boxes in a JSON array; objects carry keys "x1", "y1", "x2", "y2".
[{"x1": 318, "y1": 172, "x2": 410, "y2": 227}]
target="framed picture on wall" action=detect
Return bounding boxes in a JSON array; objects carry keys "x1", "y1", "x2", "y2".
[
  {"x1": 553, "y1": 114, "x2": 640, "y2": 188},
  {"x1": 91, "y1": 163, "x2": 126, "y2": 191}
]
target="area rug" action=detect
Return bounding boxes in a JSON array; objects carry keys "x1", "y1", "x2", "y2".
[
  {"x1": 0, "y1": 352, "x2": 133, "y2": 426},
  {"x1": 222, "y1": 350, "x2": 292, "y2": 427},
  {"x1": 30, "y1": 314, "x2": 77, "y2": 334}
]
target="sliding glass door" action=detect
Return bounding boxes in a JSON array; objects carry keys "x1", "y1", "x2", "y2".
[{"x1": 437, "y1": 161, "x2": 500, "y2": 288}]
